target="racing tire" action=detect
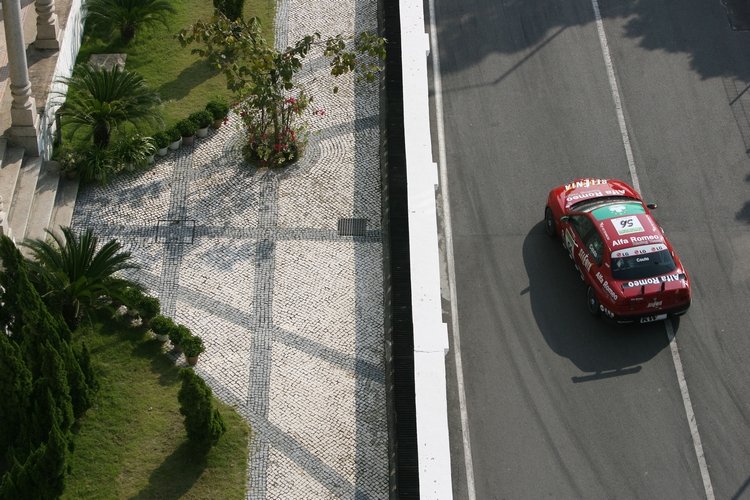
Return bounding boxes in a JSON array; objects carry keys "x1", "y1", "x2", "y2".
[
  {"x1": 544, "y1": 207, "x2": 556, "y2": 237},
  {"x1": 586, "y1": 286, "x2": 600, "y2": 317}
]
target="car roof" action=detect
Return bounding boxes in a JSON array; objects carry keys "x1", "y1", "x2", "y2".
[{"x1": 588, "y1": 201, "x2": 666, "y2": 251}]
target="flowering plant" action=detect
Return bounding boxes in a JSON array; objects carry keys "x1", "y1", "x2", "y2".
[{"x1": 236, "y1": 92, "x2": 312, "y2": 167}]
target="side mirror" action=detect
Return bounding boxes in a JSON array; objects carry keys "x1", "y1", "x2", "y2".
[
  {"x1": 646, "y1": 203, "x2": 658, "y2": 209},
  {"x1": 560, "y1": 215, "x2": 570, "y2": 222}
]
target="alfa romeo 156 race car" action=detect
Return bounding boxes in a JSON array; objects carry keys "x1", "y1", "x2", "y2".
[{"x1": 544, "y1": 178, "x2": 691, "y2": 324}]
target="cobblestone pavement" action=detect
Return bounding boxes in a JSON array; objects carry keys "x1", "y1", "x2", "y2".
[{"x1": 70, "y1": 0, "x2": 387, "y2": 496}]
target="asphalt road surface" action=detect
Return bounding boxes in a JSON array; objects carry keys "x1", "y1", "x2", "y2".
[{"x1": 430, "y1": 0, "x2": 750, "y2": 498}]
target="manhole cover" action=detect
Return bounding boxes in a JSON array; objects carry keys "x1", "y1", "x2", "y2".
[
  {"x1": 338, "y1": 218, "x2": 368, "y2": 236},
  {"x1": 156, "y1": 219, "x2": 196, "y2": 244}
]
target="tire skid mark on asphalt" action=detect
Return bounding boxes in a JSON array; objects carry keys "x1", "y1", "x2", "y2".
[{"x1": 591, "y1": 2, "x2": 715, "y2": 498}]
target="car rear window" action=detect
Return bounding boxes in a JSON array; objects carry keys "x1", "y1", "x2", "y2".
[
  {"x1": 611, "y1": 244, "x2": 677, "y2": 280},
  {"x1": 591, "y1": 201, "x2": 645, "y2": 221}
]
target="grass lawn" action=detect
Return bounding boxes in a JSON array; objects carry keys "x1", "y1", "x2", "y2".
[
  {"x1": 65, "y1": 0, "x2": 275, "y2": 142},
  {"x1": 63, "y1": 313, "x2": 250, "y2": 499}
]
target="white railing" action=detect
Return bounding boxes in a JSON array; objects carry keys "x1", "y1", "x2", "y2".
[
  {"x1": 399, "y1": 0, "x2": 453, "y2": 497},
  {"x1": 39, "y1": 0, "x2": 85, "y2": 159}
]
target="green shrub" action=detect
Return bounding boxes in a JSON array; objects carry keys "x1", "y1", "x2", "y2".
[
  {"x1": 181, "y1": 335, "x2": 205, "y2": 357},
  {"x1": 137, "y1": 295, "x2": 160, "y2": 324},
  {"x1": 149, "y1": 315, "x2": 176, "y2": 338},
  {"x1": 189, "y1": 110, "x2": 213, "y2": 129},
  {"x1": 169, "y1": 324, "x2": 191, "y2": 347},
  {"x1": 213, "y1": 0, "x2": 244, "y2": 20},
  {"x1": 178, "y1": 369, "x2": 226, "y2": 446},
  {"x1": 153, "y1": 131, "x2": 170, "y2": 149},
  {"x1": 59, "y1": 145, "x2": 117, "y2": 184},
  {"x1": 111, "y1": 134, "x2": 156, "y2": 171},
  {"x1": 176, "y1": 119, "x2": 198, "y2": 137},
  {"x1": 205, "y1": 99, "x2": 229, "y2": 121},
  {"x1": 167, "y1": 127, "x2": 182, "y2": 142}
]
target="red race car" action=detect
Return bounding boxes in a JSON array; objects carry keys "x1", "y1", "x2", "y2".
[{"x1": 544, "y1": 178, "x2": 691, "y2": 324}]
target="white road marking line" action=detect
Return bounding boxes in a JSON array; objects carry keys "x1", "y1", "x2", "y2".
[
  {"x1": 590, "y1": 0, "x2": 640, "y2": 193},
  {"x1": 427, "y1": 0, "x2": 477, "y2": 497},
  {"x1": 591, "y1": 2, "x2": 715, "y2": 498},
  {"x1": 666, "y1": 321, "x2": 715, "y2": 500}
]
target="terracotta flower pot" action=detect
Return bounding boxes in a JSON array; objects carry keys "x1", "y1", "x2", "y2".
[
  {"x1": 211, "y1": 119, "x2": 223, "y2": 130},
  {"x1": 181, "y1": 135, "x2": 195, "y2": 146},
  {"x1": 186, "y1": 355, "x2": 199, "y2": 366}
]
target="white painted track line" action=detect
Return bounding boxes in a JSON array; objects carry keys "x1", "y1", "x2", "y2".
[
  {"x1": 427, "y1": 0, "x2": 478, "y2": 497},
  {"x1": 666, "y1": 321, "x2": 715, "y2": 499},
  {"x1": 591, "y1": 2, "x2": 714, "y2": 498}
]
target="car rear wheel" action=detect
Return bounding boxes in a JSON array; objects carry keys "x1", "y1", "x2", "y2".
[
  {"x1": 586, "y1": 286, "x2": 600, "y2": 316},
  {"x1": 544, "y1": 207, "x2": 556, "y2": 237}
]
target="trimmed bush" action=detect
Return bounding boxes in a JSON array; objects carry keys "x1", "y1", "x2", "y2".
[
  {"x1": 189, "y1": 110, "x2": 213, "y2": 129},
  {"x1": 206, "y1": 99, "x2": 229, "y2": 121},
  {"x1": 176, "y1": 118, "x2": 198, "y2": 138},
  {"x1": 182, "y1": 335, "x2": 205, "y2": 357},
  {"x1": 178, "y1": 369, "x2": 226, "y2": 446},
  {"x1": 167, "y1": 127, "x2": 182, "y2": 142},
  {"x1": 150, "y1": 315, "x2": 176, "y2": 338},
  {"x1": 213, "y1": 0, "x2": 244, "y2": 20},
  {"x1": 169, "y1": 324, "x2": 191, "y2": 348},
  {"x1": 153, "y1": 131, "x2": 170, "y2": 149}
]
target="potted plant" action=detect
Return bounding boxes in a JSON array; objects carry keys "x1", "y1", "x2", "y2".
[
  {"x1": 176, "y1": 118, "x2": 198, "y2": 146},
  {"x1": 167, "y1": 127, "x2": 182, "y2": 150},
  {"x1": 206, "y1": 99, "x2": 229, "y2": 129},
  {"x1": 153, "y1": 131, "x2": 170, "y2": 156},
  {"x1": 112, "y1": 134, "x2": 155, "y2": 172},
  {"x1": 190, "y1": 111, "x2": 213, "y2": 138},
  {"x1": 150, "y1": 314, "x2": 175, "y2": 342},
  {"x1": 182, "y1": 334, "x2": 205, "y2": 366},
  {"x1": 169, "y1": 324, "x2": 191, "y2": 352}
]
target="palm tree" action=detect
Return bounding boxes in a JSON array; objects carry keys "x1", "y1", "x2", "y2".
[
  {"x1": 23, "y1": 227, "x2": 140, "y2": 329},
  {"x1": 57, "y1": 64, "x2": 162, "y2": 148},
  {"x1": 84, "y1": 0, "x2": 176, "y2": 44}
]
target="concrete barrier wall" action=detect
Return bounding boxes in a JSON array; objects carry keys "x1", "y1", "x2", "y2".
[
  {"x1": 399, "y1": 0, "x2": 453, "y2": 497},
  {"x1": 40, "y1": 0, "x2": 84, "y2": 159}
]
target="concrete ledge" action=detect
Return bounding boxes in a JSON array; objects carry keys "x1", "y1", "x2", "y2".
[{"x1": 400, "y1": 0, "x2": 453, "y2": 497}]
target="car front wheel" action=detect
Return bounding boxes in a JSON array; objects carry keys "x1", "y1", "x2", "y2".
[
  {"x1": 544, "y1": 207, "x2": 556, "y2": 237},
  {"x1": 587, "y1": 286, "x2": 600, "y2": 316}
]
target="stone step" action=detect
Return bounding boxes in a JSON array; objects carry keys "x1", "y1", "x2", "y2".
[
  {"x1": 25, "y1": 160, "x2": 61, "y2": 242},
  {"x1": 8, "y1": 155, "x2": 42, "y2": 243},
  {"x1": 0, "y1": 144, "x2": 22, "y2": 211},
  {"x1": 0, "y1": 145, "x2": 24, "y2": 241},
  {"x1": 48, "y1": 168, "x2": 79, "y2": 239}
]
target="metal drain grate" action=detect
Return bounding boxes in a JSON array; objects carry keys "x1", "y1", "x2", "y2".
[
  {"x1": 338, "y1": 218, "x2": 368, "y2": 236},
  {"x1": 156, "y1": 219, "x2": 196, "y2": 244}
]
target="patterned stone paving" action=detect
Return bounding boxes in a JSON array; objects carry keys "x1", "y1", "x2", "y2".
[{"x1": 70, "y1": 0, "x2": 387, "y2": 496}]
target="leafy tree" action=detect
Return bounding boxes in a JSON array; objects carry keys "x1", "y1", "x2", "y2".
[
  {"x1": 84, "y1": 0, "x2": 176, "y2": 44},
  {"x1": 57, "y1": 64, "x2": 162, "y2": 148},
  {"x1": 177, "y1": 14, "x2": 385, "y2": 166},
  {"x1": 0, "y1": 236, "x2": 84, "y2": 498},
  {"x1": 0, "y1": 333, "x2": 32, "y2": 471},
  {"x1": 178, "y1": 369, "x2": 226, "y2": 447},
  {"x1": 23, "y1": 227, "x2": 140, "y2": 329}
]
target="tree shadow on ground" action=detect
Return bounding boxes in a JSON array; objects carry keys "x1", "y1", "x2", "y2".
[
  {"x1": 435, "y1": 0, "x2": 750, "y2": 83},
  {"x1": 131, "y1": 440, "x2": 209, "y2": 499},
  {"x1": 157, "y1": 60, "x2": 219, "y2": 103}
]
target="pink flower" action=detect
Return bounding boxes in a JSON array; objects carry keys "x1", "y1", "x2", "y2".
[{"x1": 313, "y1": 108, "x2": 326, "y2": 116}]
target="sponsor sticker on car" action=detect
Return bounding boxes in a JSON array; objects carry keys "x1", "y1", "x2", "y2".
[{"x1": 612, "y1": 215, "x2": 644, "y2": 235}]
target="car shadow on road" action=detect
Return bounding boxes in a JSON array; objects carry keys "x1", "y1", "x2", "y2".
[{"x1": 523, "y1": 222, "x2": 670, "y2": 382}]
